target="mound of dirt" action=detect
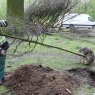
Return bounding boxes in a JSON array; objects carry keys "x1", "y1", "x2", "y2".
[{"x1": 4, "y1": 65, "x2": 80, "y2": 95}]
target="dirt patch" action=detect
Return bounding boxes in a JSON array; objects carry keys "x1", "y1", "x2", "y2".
[
  {"x1": 4, "y1": 64, "x2": 80, "y2": 95},
  {"x1": 61, "y1": 28, "x2": 95, "y2": 41},
  {"x1": 67, "y1": 67, "x2": 95, "y2": 86}
]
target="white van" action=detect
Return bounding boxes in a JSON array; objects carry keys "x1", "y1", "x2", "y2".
[{"x1": 61, "y1": 13, "x2": 95, "y2": 28}]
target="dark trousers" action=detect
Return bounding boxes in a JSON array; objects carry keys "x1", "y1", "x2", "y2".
[{"x1": 0, "y1": 54, "x2": 6, "y2": 79}]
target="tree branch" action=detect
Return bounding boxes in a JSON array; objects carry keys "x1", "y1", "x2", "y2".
[{"x1": 1, "y1": 33, "x2": 85, "y2": 57}]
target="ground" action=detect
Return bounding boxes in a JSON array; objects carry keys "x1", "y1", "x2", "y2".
[
  {"x1": 4, "y1": 64, "x2": 80, "y2": 95},
  {"x1": 1, "y1": 28, "x2": 95, "y2": 95},
  {"x1": 3, "y1": 64, "x2": 95, "y2": 95}
]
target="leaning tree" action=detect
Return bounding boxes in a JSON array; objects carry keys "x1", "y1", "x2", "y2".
[
  {"x1": 1, "y1": 0, "x2": 84, "y2": 58},
  {"x1": 24, "y1": 0, "x2": 79, "y2": 35}
]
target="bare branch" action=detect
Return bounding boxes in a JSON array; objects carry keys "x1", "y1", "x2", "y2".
[
  {"x1": 13, "y1": 40, "x2": 23, "y2": 53},
  {"x1": 1, "y1": 33, "x2": 85, "y2": 57}
]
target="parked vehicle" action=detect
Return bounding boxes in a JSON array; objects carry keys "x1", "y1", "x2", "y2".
[{"x1": 60, "y1": 13, "x2": 95, "y2": 28}]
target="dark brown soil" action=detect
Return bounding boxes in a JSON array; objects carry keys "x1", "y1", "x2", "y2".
[
  {"x1": 67, "y1": 67, "x2": 95, "y2": 86},
  {"x1": 4, "y1": 64, "x2": 80, "y2": 95}
]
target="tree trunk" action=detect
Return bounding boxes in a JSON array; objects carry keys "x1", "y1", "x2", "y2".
[{"x1": 7, "y1": 0, "x2": 24, "y2": 35}]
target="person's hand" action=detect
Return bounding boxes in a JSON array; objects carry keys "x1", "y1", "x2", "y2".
[{"x1": 0, "y1": 50, "x2": 6, "y2": 55}]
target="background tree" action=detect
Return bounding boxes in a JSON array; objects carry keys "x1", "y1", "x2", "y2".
[
  {"x1": 74, "y1": 0, "x2": 95, "y2": 20},
  {"x1": 87, "y1": 0, "x2": 95, "y2": 19},
  {"x1": 0, "y1": 0, "x2": 6, "y2": 19},
  {"x1": 7, "y1": 0, "x2": 24, "y2": 34}
]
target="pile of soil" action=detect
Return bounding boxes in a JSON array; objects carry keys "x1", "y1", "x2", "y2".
[{"x1": 4, "y1": 64, "x2": 80, "y2": 95}]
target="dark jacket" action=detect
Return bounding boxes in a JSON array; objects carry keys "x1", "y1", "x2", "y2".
[{"x1": 0, "y1": 41, "x2": 9, "y2": 50}]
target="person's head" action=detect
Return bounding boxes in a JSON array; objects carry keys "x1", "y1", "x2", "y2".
[{"x1": 0, "y1": 20, "x2": 8, "y2": 27}]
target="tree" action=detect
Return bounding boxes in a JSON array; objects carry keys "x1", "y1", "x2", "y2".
[
  {"x1": 74, "y1": 0, "x2": 95, "y2": 20},
  {"x1": 24, "y1": 0, "x2": 79, "y2": 35},
  {"x1": 7, "y1": 0, "x2": 24, "y2": 34},
  {"x1": 87, "y1": 0, "x2": 95, "y2": 20},
  {"x1": 25, "y1": 0, "x2": 79, "y2": 26},
  {"x1": 2, "y1": 0, "x2": 84, "y2": 58}
]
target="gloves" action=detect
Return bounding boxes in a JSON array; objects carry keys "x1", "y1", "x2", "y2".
[{"x1": 0, "y1": 48, "x2": 6, "y2": 55}]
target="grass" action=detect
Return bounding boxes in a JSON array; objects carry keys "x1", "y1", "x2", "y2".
[
  {"x1": 6, "y1": 32, "x2": 95, "y2": 70},
  {"x1": 0, "y1": 30, "x2": 94, "y2": 94},
  {"x1": 74, "y1": 84, "x2": 95, "y2": 95}
]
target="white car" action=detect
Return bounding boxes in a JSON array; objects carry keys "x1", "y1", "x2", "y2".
[{"x1": 60, "y1": 13, "x2": 95, "y2": 28}]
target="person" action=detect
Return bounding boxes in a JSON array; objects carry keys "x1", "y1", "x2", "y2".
[{"x1": 0, "y1": 20, "x2": 9, "y2": 85}]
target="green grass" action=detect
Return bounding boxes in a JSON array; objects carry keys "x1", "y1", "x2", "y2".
[
  {"x1": 74, "y1": 84, "x2": 95, "y2": 95},
  {"x1": 0, "y1": 33, "x2": 94, "y2": 95},
  {"x1": 6, "y1": 33, "x2": 95, "y2": 69},
  {"x1": 4, "y1": 32, "x2": 95, "y2": 95},
  {"x1": 4, "y1": 33, "x2": 95, "y2": 75}
]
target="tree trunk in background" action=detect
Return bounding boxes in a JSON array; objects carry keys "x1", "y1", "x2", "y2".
[{"x1": 7, "y1": 0, "x2": 24, "y2": 35}]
